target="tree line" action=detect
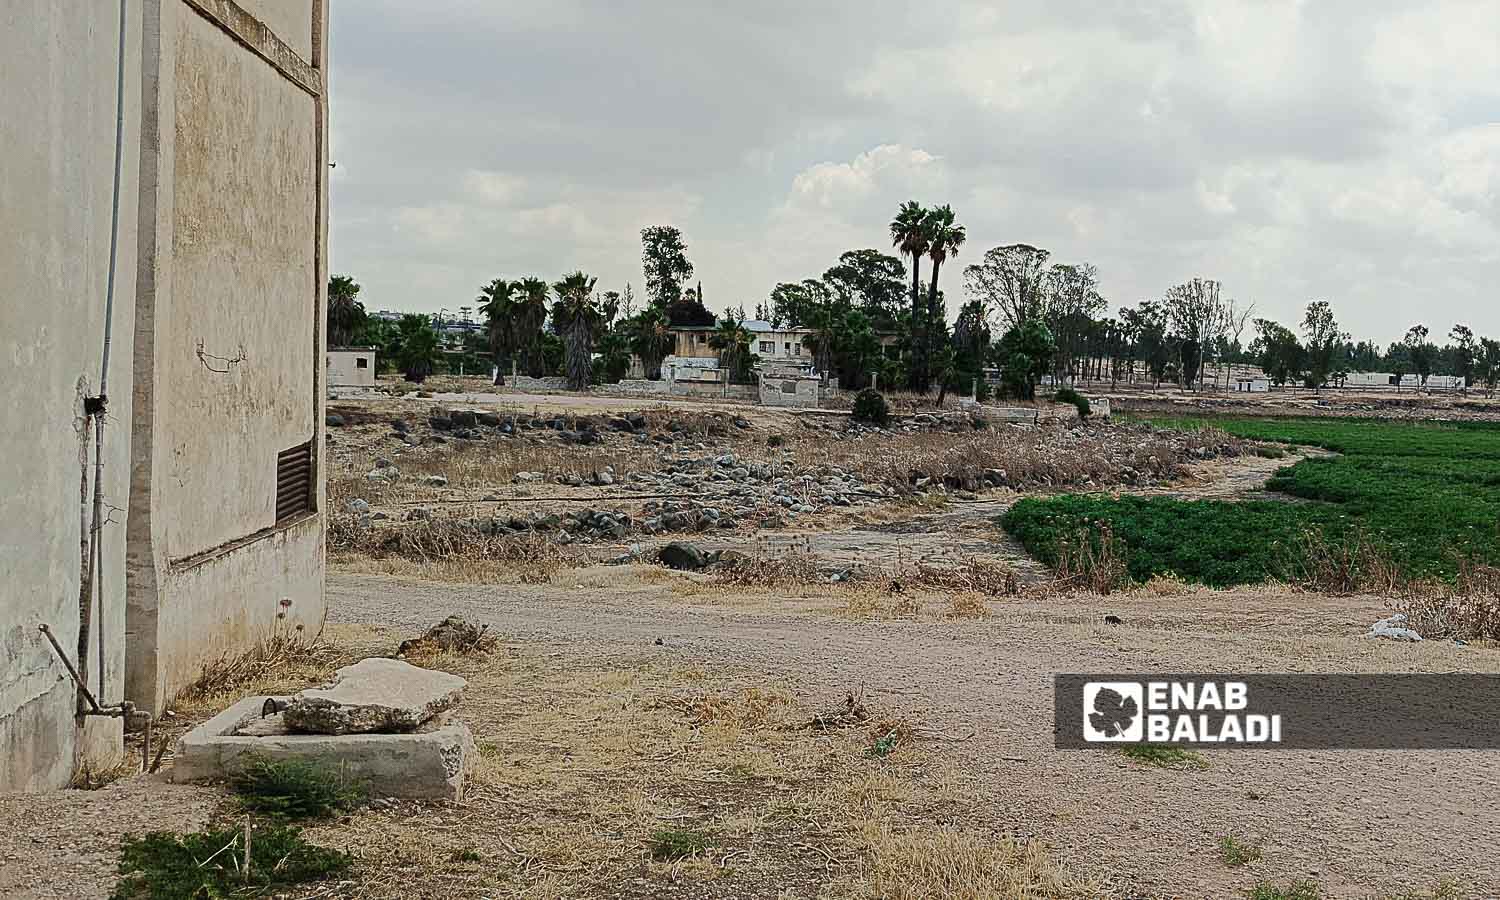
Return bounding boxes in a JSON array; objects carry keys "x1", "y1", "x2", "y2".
[{"x1": 326, "y1": 209, "x2": 1500, "y2": 397}]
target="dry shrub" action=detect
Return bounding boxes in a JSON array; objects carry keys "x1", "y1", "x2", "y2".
[
  {"x1": 668, "y1": 687, "x2": 798, "y2": 728},
  {"x1": 902, "y1": 557, "x2": 1019, "y2": 597},
  {"x1": 338, "y1": 519, "x2": 570, "y2": 584},
  {"x1": 945, "y1": 592, "x2": 991, "y2": 620},
  {"x1": 1295, "y1": 528, "x2": 1405, "y2": 595},
  {"x1": 1400, "y1": 559, "x2": 1500, "y2": 641},
  {"x1": 711, "y1": 550, "x2": 824, "y2": 588},
  {"x1": 854, "y1": 825, "x2": 1096, "y2": 899},
  {"x1": 1137, "y1": 573, "x2": 1192, "y2": 597},
  {"x1": 810, "y1": 689, "x2": 871, "y2": 730},
  {"x1": 1052, "y1": 523, "x2": 1131, "y2": 595},
  {"x1": 173, "y1": 626, "x2": 348, "y2": 713}
]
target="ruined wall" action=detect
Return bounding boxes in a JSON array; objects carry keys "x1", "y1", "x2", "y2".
[
  {"x1": 759, "y1": 377, "x2": 821, "y2": 408},
  {"x1": 0, "y1": 0, "x2": 143, "y2": 791},
  {"x1": 126, "y1": 0, "x2": 327, "y2": 713}
]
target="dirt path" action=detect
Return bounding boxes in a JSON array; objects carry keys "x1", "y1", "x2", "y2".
[{"x1": 327, "y1": 571, "x2": 1499, "y2": 898}]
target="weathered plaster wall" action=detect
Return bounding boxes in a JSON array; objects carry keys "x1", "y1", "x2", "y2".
[
  {"x1": 0, "y1": 0, "x2": 142, "y2": 791},
  {"x1": 759, "y1": 377, "x2": 821, "y2": 408},
  {"x1": 126, "y1": 0, "x2": 327, "y2": 713},
  {"x1": 327, "y1": 350, "x2": 376, "y2": 387}
]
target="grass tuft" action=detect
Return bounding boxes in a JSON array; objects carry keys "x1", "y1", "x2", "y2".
[
  {"x1": 649, "y1": 827, "x2": 709, "y2": 861},
  {"x1": 1248, "y1": 879, "x2": 1322, "y2": 900},
  {"x1": 1219, "y1": 834, "x2": 1263, "y2": 866},
  {"x1": 1117, "y1": 744, "x2": 1208, "y2": 769}
]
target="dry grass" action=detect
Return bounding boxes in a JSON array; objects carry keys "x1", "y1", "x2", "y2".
[
  {"x1": 170, "y1": 624, "x2": 354, "y2": 718},
  {"x1": 330, "y1": 518, "x2": 575, "y2": 584},
  {"x1": 281, "y1": 631, "x2": 1095, "y2": 898},
  {"x1": 1051, "y1": 523, "x2": 1131, "y2": 595},
  {"x1": 1400, "y1": 559, "x2": 1500, "y2": 641}
]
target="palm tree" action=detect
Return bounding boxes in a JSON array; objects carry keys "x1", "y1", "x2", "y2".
[
  {"x1": 327, "y1": 274, "x2": 365, "y2": 347},
  {"x1": 476, "y1": 278, "x2": 515, "y2": 384},
  {"x1": 890, "y1": 201, "x2": 931, "y2": 391},
  {"x1": 394, "y1": 314, "x2": 439, "y2": 382},
  {"x1": 924, "y1": 205, "x2": 966, "y2": 370},
  {"x1": 630, "y1": 306, "x2": 674, "y2": 380},
  {"x1": 551, "y1": 271, "x2": 602, "y2": 391},
  {"x1": 514, "y1": 277, "x2": 550, "y2": 376},
  {"x1": 708, "y1": 315, "x2": 754, "y2": 384}
]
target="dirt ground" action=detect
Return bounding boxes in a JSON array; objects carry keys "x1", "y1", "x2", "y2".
[{"x1": 5, "y1": 388, "x2": 1496, "y2": 899}]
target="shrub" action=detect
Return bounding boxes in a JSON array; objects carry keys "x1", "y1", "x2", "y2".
[
  {"x1": 852, "y1": 388, "x2": 891, "y2": 426},
  {"x1": 231, "y1": 757, "x2": 366, "y2": 819},
  {"x1": 113, "y1": 825, "x2": 350, "y2": 899},
  {"x1": 1219, "y1": 834, "x2": 1263, "y2": 867},
  {"x1": 649, "y1": 827, "x2": 709, "y2": 860},
  {"x1": 1053, "y1": 386, "x2": 1091, "y2": 418}
]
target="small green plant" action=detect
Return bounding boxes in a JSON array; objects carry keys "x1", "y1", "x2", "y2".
[
  {"x1": 766, "y1": 433, "x2": 786, "y2": 448},
  {"x1": 1248, "y1": 879, "x2": 1321, "y2": 900},
  {"x1": 451, "y1": 847, "x2": 483, "y2": 862},
  {"x1": 1053, "y1": 386, "x2": 1091, "y2": 418},
  {"x1": 867, "y1": 729, "x2": 901, "y2": 758},
  {"x1": 649, "y1": 827, "x2": 709, "y2": 861},
  {"x1": 1219, "y1": 834, "x2": 1263, "y2": 866},
  {"x1": 851, "y1": 388, "x2": 890, "y2": 426},
  {"x1": 231, "y1": 757, "x2": 367, "y2": 819},
  {"x1": 1117, "y1": 744, "x2": 1207, "y2": 769},
  {"x1": 112, "y1": 824, "x2": 351, "y2": 899}
]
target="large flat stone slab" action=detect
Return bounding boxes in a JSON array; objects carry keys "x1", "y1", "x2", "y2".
[
  {"x1": 283, "y1": 658, "x2": 465, "y2": 734},
  {"x1": 175, "y1": 695, "x2": 475, "y2": 801}
]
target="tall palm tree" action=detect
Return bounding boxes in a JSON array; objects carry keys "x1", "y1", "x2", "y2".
[
  {"x1": 551, "y1": 271, "x2": 602, "y2": 391},
  {"x1": 477, "y1": 278, "x2": 515, "y2": 383},
  {"x1": 924, "y1": 205, "x2": 966, "y2": 369},
  {"x1": 514, "y1": 276, "x2": 550, "y2": 377},
  {"x1": 708, "y1": 315, "x2": 754, "y2": 384},
  {"x1": 394, "y1": 314, "x2": 439, "y2": 382},
  {"x1": 630, "y1": 306, "x2": 674, "y2": 380},
  {"x1": 327, "y1": 274, "x2": 365, "y2": 347},
  {"x1": 890, "y1": 201, "x2": 931, "y2": 391}
]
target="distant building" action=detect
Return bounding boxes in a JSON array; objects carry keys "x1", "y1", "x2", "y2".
[{"x1": 328, "y1": 347, "x2": 377, "y2": 387}]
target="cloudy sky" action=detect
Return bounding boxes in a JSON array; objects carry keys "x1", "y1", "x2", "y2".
[{"x1": 327, "y1": 0, "x2": 1499, "y2": 344}]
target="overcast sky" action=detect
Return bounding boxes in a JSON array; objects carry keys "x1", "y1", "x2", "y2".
[{"x1": 327, "y1": 0, "x2": 1499, "y2": 345}]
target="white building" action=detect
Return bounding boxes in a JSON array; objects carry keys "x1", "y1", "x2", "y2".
[{"x1": 328, "y1": 346, "x2": 377, "y2": 387}]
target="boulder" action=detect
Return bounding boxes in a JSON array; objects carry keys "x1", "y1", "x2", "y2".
[
  {"x1": 449, "y1": 410, "x2": 479, "y2": 428},
  {"x1": 283, "y1": 658, "x2": 466, "y2": 735},
  {"x1": 475, "y1": 412, "x2": 501, "y2": 428},
  {"x1": 658, "y1": 541, "x2": 709, "y2": 571}
]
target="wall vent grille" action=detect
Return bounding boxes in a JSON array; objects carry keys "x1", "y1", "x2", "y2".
[{"x1": 275, "y1": 441, "x2": 313, "y2": 521}]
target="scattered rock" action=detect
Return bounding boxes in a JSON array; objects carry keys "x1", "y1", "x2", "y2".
[
  {"x1": 424, "y1": 475, "x2": 449, "y2": 487},
  {"x1": 398, "y1": 616, "x2": 494, "y2": 656},
  {"x1": 326, "y1": 413, "x2": 345, "y2": 427},
  {"x1": 347, "y1": 498, "x2": 370, "y2": 513}
]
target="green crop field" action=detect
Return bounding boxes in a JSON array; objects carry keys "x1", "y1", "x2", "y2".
[{"x1": 1002, "y1": 417, "x2": 1500, "y2": 587}]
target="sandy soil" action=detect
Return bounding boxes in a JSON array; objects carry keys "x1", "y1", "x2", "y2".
[{"x1": 326, "y1": 570, "x2": 1499, "y2": 898}]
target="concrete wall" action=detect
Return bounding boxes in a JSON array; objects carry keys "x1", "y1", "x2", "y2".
[
  {"x1": 759, "y1": 376, "x2": 821, "y2": 408},
  {"x1": 506, "y1": 375, "x2": 570, "y2": 391},
  {"x1": 328, "y1": 349, "x2": 376, "y2": 387},
  {"x1": 126, "y1": 0, "x2": 328, "y2": 714},
  {"x1": 0, "y1": 0, "x2": 145, "y2": 791}
]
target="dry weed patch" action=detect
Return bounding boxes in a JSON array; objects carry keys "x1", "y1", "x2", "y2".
[{"x1": 292, "y1": 638, "x2": 1093, "y2": 898}]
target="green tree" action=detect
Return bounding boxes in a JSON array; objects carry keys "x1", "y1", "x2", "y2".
[
  {"x1": 551, "y1": 272, "x2": 603, "y2": 391},
  {"x1": 708, "y1": 315, "x2": 754, "y2": 384},
  {"x1": 1300, "y1": 300, "x2": 1347, "y2": 391},
  {"x1": 512, "y1": 277, "x2": 550, "y2": 377},
  {"x1": 962, "y1": 244, "x2": 1051, "y2": 332},
  {"x1": 1404, "y1": 324, "x2": 1433, "y2": 389},
  {"x1": 822, "y1": 249, "x2": 907, "y2": 331},
  {"x1": 394, "y1": 314, "x2": 439, "y2": 382},
  {"x1": 923, "y1": 204, "x2": 967, "y2": 386},
  {"x1": 477, "y1": 278, "x2": 516, "y2": 383},
  {"x1": 640, "y1": 225, "x2": 694, "y2": 309},
  {"x1": 327, "y1": 274, "x2": 365, "y2": 347},
  {"x1": 890, "y1": 201, "x2": 932, "y2": 391},
  {"x1": 1250, "y1": 318, "x2": 1303, "y2": 388},
  {"x1": 994, "y1": 319, "x2": 1056, "y2": 400},
  {"x1": 1450, "y1": 324, "x2": 1477, "y2": 387},
  {"x1": 627, "y1": 306, "x2": 674, "y2": 380},
  {"x1": 1477, "y1": 337, "x2": 1500, "y2": 396}
]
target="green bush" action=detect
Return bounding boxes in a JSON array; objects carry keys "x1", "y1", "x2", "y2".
[
  {"x1": 851, "y1": 388, "x2": 890, "y2": 426},
  {"x1": 231, "y1": 757, "x2": 366, "y2": 819},
  {"x1": 1053, "y1": 386, "x2": 1091, "y2": 417},
  {"x1": 112, "y1": 825, "x2": 350, "y2": 899}
]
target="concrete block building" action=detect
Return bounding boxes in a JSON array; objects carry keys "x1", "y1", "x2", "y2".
[{"x1": 1, "y1": 0, "x2": 329, "y2": 792}]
